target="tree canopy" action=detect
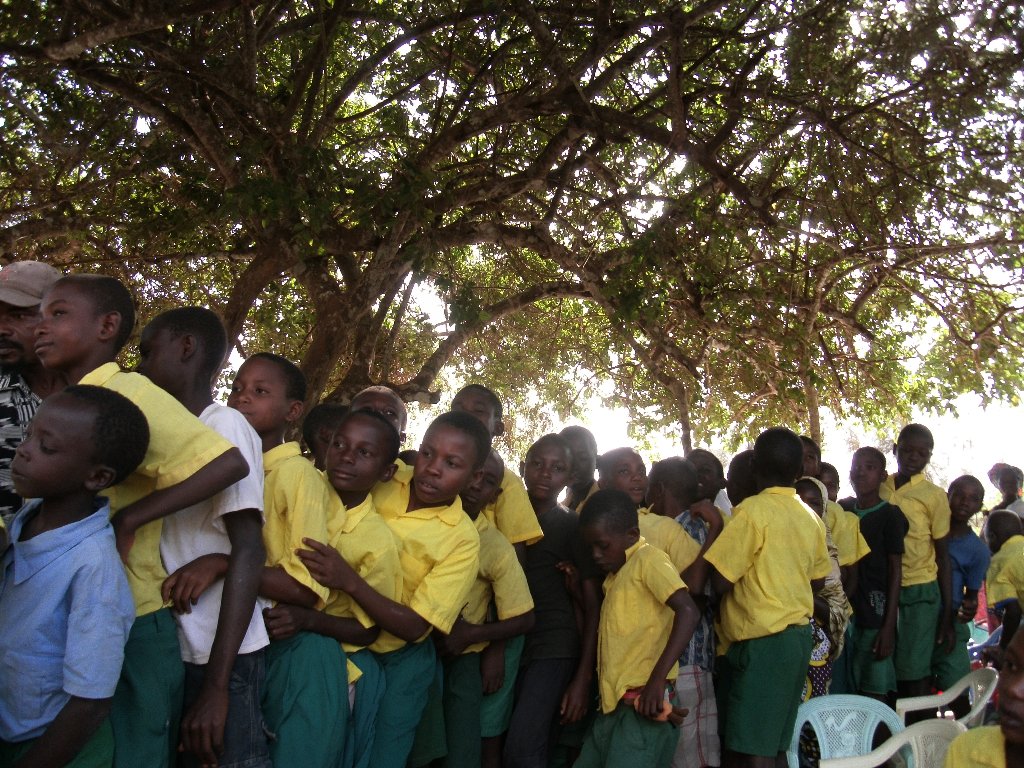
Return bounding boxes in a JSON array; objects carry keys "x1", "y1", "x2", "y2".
[{"x1": 2, "y1": 0, "x2": 1022, "y2": 452}]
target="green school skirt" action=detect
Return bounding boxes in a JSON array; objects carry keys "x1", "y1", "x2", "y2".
[
  {"x1": 344, "y1": 648, "x2": 385, "y2": 768},
  {"x1": 262, "y1": 631, "x2": 348, "y2": 768},
  {"x1": 110, "y1": 608, "x2": 183, "y2": 768},
  {"x1": 895, "y1": 581, "x2": 940, "y2": 681}
]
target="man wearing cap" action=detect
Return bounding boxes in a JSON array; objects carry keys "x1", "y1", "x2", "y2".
[{"x1": 0, "y1": 260, "x2": 65, "y2": 527}]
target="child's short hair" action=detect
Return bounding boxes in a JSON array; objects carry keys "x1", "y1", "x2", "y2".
[
  {"x1": 949, "y1": 474, "x2": 985, "y2": 497},
  {"x1": 753, "y1": 427, "x2": 804, "y2": 486},
  {"x1": 428, "y1": 411, "x2": 492, "y2": 469},
  {"x1": 526, "y1": 433, "x2": 572, "y2": 462},
  {"x1": 58, "y1": 274, "x2": 136, "y2": 352},
  {"x1": 343, "y1": 408, "x2": 401, "y2": 463},
  {"x1": 63, "y1": 384, "x2": 150, "y2": 484},
  {"x1": 559, "y1": 425, "x2": 597, "y2": 454},
  {"x1": 579, "y1": 489, "x2": 638, "y2": 533},
  {"x1": 852, "y1": 446, "x2": 886, "y2": 469},
  {"x1": 896, "y1": 423, "x2": 934, "y2": 448},
  {"x1": 650, "y1": 457, "x2": 699, "y2": 501},
  {"x1": 819, "y1": 461, "x2": 839, "y2": 480},
  {"x1": 596, "y1": 447, "x2": 643, "y2": 477},
  {"x1": 249, "y1": 352, "x2": 306, "y2": 401},
  {"x1": 147, "y1": 306, "x2": 229, "y2": 379},
  {"x1": 799, "y1": 435, "x2": 821, "y2": 460},
  {"x1": 301, "y1": 402, "x2": 349, "y2": 449},
  {"x1": 454, "y1": 383, "x2": 503, "y2": 420}
]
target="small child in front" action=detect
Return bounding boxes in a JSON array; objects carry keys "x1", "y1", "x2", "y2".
[
  {"x1": 985, "y1": 510, "x2": 1024, "y2": 665},
  {"x1": 702, "y1": 427, "x2": 831, "y2": 768},
  {"x1": 575, "y1": 489, "x2": 700, "y2": 768},
  {"x1": 227, "y1": 353, "x2": 348, "y2": 768},
  {"x1": 299, "y1": 410, "x2": 485, "y2": 768},
  {"x1": 879, "y1": 423, "x2": 953, "y2": 698},
  {"x1": 0, "y1": 385, "x2": 148, "y2": 766}
]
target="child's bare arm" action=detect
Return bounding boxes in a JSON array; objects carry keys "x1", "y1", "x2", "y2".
[
  {"x1": 934, "y1": 536, "x2": 954, "y2": 652},
  {"x1": 263, "y1": 605, "x2": 379, "y2": 646},
  {"x1": 298, "y1": 538, "x2": 430, "y2": 641},
  {"x1": 561, "y1": 576, "x2": 600, "y2": 725},
  {"x1": 258, "y1": 565, "x2": 320, "y2": 608},
  {"x1": 637, "y1": 588, "x2": 699, "y2": 720},
  {"x1": 179, "y1": 509, "x2": 265, "y2": 766},
  {"x1": 874, "y1": 553, "x2": 902, "y2": 659},
  {"x1": 480, "y1": 640, "x2": 506, "y2": 694},
  {"x1": 12, "y1": 695, "x2": 110, "y2": 768},
  {"x1": 438, "y1": 611, "x2": 535, "y2": 656},
  {"x1": 681, "y1": 501, "x2": 723, "y2": 595},
  {"x1": 112, "y1": 448, "x2": 249, "y2": 558}
]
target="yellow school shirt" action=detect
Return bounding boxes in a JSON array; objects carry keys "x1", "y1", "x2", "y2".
[
  {"x1": 324, "y1": 493, "x2": 402, "y2": 653},
  {"x1": 880, "y1": 473, "x2": 951, "y2": 586},
  {"x1": 482, "y1": 467, "x2": 544, "y2": 545},
  {"x1": 943, "y1": 726, "x2": 1004, "y2": 768},
  {"x1": 262, "y1": 442, "x2": 332, "y2": 609},
  {"x1": 637, "y1": 507, "x2": 701, "y2": 574},
  {"x1": 824, "y1": 501, "x2": 871, "y2": 567},
  {"x1": 373, "y1": 465, "x2": 481, "y2": 653},
  {"x1": 596, "y1": 538, "x2": 687, "y2": 714},
  {"x1": 81, "y1": 363, "x2": 235, "y2": 616},
  {"x1": 461, "y1": 514, "x2": 535, "y2": 654},
  {"x1": 987, "y1": 534, "x2": 1024, "y2": 606},
  {"x1": 704, "y1": 487, "x2": 832, "y2": 651},
  {"x1": 568, "y1": 481, "x2": 600, "y2": 514}
]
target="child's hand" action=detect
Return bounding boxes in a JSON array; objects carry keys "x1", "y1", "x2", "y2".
[
  {"x1": 635, "y1": 681, "x2": 670, "y2": 721},
  {"x1": 179, "y1": 686, "x2": 229, "y2": 767},
  {"x1": 957, "y1": 596, "x2": 978, "y2": 624},
  {"x1": 263, "y1": 604, "x2": 311, "y2": 641},
  {"x1": 436, "y1": 618, "x2": 473, "y2": 657},
  {"x1": 689, "y1": 499, "x2": 724, "y2": 531},
  {"x1": 559, "y1": 675, "x2": 590, "y2": 724},
  {"x1": 297, "y1": 538, "x2": 355, "y2": 591},
  {"x1": 162, "y1": 554, "x2": 229, "y2": 614},
  {"x1": 479, "y1": 643, "x2": 505, "y2": 694},
  {"x1": 873, "y1": 624, "x2": 896, "y2": 660},
  {"x1": 555, "y1": 561, "x2": 581, "y2": 602}
]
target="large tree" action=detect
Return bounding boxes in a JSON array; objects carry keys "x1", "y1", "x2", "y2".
[{"x1": 2, "y1": 0, "x2": 1022, "y2": 450}]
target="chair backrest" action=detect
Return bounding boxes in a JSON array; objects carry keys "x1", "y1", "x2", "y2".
[
  {"x1": 894, "y1": 667, "x2": 998, "y2": 728},
  {"x1": 786, "y1": 694, "x2": 905, "y2": 768},
  {"x1": 818, "y1": 718, "x2": 967, "y2": 768}
]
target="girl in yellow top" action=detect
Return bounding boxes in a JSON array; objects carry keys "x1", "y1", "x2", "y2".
[
  {"x1": 575, "y1": 489, "x2": 699, "y2": 768},
  {"x1": 227, "y1": 353, "x2": 347, "y2": 768},
  {"x1": 299, "y1": 411, "x2": 487, "y2": 768}
]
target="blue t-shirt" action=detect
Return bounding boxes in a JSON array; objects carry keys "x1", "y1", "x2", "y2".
[
  {"x1": 948, "y1": 529, "x2": 990, "y2": 611},
  {"x1": 0, "y1": 499, "x2": 135, "y2": 741}
]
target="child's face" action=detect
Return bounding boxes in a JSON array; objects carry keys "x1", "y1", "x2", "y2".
[
  {"x1": 796, "y1": 485, "x2": 825, "y2": 517},
  {"x1": 948, "y1": 479, "x2": 984, "y2": 524},
  {"x1": 562, "y1": 432, "x2": 597, "y2": 489},
  {"x1": 11, "y1": 395, "x2": 107, "y2": 500},
  {"x1": 801, "y1": 444, "x2": 820, "y2": 477},
  {"x1": 602, "y1": 452, "x2": 647, "y2": 506},
  {"x1": 820, "y1": 468, "x2": 840, "y2": 503},
  {"x1": 894, "y1": 434, "x2": 932, "y2": 477},
  {"x1": 227, "y1": 357, "x2": 301, "y2": 439},
  {"x1": 34, "y1": 282, "x2": 110, "y2": 375},
  {"x1": 413, "y1": 423, "x2": 482, "y2": 507},
  {"x1": 136, "y1": 325, "x2": 181, "y2": 392},
  {"x1": 997, "y1": 628, "x2": 1024, "y2": 744},
  {"x1": 325, "y1": 414, "x2": 397, "y2": 502},
  {"x1": 461, "y1": 452, "x2": 504, "y2": 515},
  {"x1": 689, "y1": 454, "x2": 723, "y2": 501},
  {"x1": 582, "y1": 519, "x2": 637, "y2": 573},
  {"x1": 523, "y1": 442, "x2": 572, "y2": 505},
  {"x1": 999, "y1": 468, "x2": 1023, "y2": 499},
  {"x1": 849, "y1": 452, "x2": 886, "y2": 498},
  {"x1": 350, "y1": 390, "x2": 408, "y2": 438},
  {"x1": 450, "y1": 389, "x2": 501, "y2": 438}
]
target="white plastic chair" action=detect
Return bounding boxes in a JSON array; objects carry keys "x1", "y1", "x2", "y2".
[
  {"x1": 895, "y1": 667, "x2": 997, "y2": 728},
  {"x1": 819, "y1": 718, "x2": 967, "y2": 767},
  {"x1": 785, "y1": 694, "x2": 905, "y2": 768}
]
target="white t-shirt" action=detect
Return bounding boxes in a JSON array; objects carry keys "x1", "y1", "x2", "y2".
[{"x1": 160, "y1": 403, "x2": 270, "y2": 664}]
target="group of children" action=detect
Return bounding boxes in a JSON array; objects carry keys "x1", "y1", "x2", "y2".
[{"x1": 0, "y1": 269, "x2": 1017, "y2": 768}]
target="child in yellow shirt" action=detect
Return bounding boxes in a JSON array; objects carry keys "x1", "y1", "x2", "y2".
[
  {"x1": 986, "y1": 510, "x2": 1024, "y2": 666},
  {"x1": 227, "y1": 353, "x2": 348, "y2": 768},
  {"x1": 575, "y1": 489, "x2": 699, "y2": 768},
  {"x1": 298, "y1": 410, "x2": 486, "y2": 768}
]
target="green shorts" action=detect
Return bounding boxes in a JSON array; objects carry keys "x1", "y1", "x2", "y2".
[
  {"x1": 480, "y1": 634, "x2": 524, "y2": 738},
  {"x1": 931, "y1": 621, "x2": 971, "y2": 690},
  {"x1": 371, "y1": 639, "x2": 438, "y2": 768},
  {"x1": 718, "y1": 624, "x2": 813, "y2": 757},
  {"x1": 895, "y1": 581, "x2": 940, "y2": 681},
  {"x1": 574, "y1": 705, "x2": 676, "y2": 768},
  {"x1": 110, "y1": 608, "x2": 183, "y2": 768},
  {"x1": 849, "y1": 625, "x2": 897, "y2": 695},
  {"x1": 0, "y1": 719, "x2": 114, "y2": 768},
  {"x1": 347, "y1": 648, "x2": 385, "y2": 768}
]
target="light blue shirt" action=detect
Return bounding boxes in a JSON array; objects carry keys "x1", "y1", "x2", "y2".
[{"x1": 0, "y1": 499, "x2": 134, "y2": 741}]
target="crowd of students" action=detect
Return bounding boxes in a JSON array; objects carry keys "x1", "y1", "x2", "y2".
[{"x1": 0, "y1": 262, "x2": 1019, "y2": 768}]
